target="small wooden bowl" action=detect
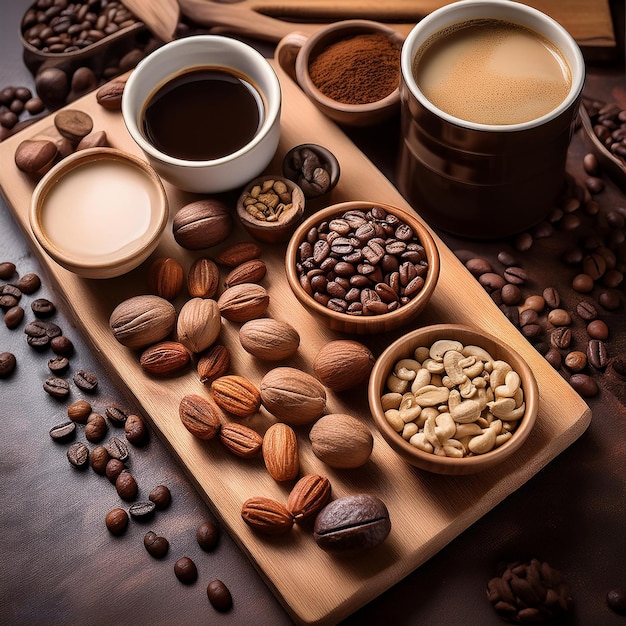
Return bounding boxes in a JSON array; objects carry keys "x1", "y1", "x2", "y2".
[
  {"x1": 30, "y1": 148, "x2": 168, "y2": 279},
  {"x1": 236, "y1": 175, "x2": 305, "y2": 244},
  {"x1": 285, "y1": 200, "x2": 440, "y2": 334},
  {"x1": 282, "y1": 143, "x2": 341, "y2": 198},
  {"x1": 368, "y1": 324, "x2": 539, "y2": 475}
]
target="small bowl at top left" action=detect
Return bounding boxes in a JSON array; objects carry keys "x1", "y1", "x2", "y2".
[{"x1": 29, "y1": 147, "x2": 168, "y2": 279}]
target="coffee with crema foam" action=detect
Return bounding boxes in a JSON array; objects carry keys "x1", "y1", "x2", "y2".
[{"x1": 412, "y1": 19, "x2": 572, "y2": 125}]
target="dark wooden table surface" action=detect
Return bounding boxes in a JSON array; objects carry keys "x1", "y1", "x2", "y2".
[{"x1": 1, "y1": 1, "x2": 625, "y2": 625}]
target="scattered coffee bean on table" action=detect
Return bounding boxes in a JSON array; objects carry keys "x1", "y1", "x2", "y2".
[
  {"x1": 207, "y1": 579, "x2": 233, "y2": 612},
  {"x1": 148, "y1": 485, "x2": 171, "y2": 510},
  {"x1": 31, "y1": 298, "x2": 55, "y2": 317},
  {"x1": 115, "y1": 470, "x2": 138, "y2": 501},
  {"x1": 67, "y1": 441, "x2": 90, "y2": 468},
  {"x1": 105, "y1": 508, "x2": 129, "y2": 535},
  {"x1": 129, "y1": 501, "x2": 156, "y2": 521},
  {"x1": 174, "y1": 557, "x2": 198, "y2": 584},
  {"x1": 73, "y1": 369, "x2": 98, "y2": 392},
  {"x1": 196, "y1": 521, "x2": 219, "y2": 551},
  {"x1": 144, "y1": 531, "x2": 169, "y2": 558},
  {"x1": 43, "y1": 376, "x2": 70, "y2": 399},
  {"x1": 0, "y1": 351, "x2": 17, "y2": 378}
]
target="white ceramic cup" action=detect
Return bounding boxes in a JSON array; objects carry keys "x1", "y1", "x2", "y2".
[
  {"x1": 397, "y1": 0, "x2": 585, "y2": 239},
  {"x1": 122, "y1": 35, "x2": 282, "y2": 194}
]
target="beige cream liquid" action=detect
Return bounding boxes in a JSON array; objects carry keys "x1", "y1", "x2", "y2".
[
  {"x1": 413, "y1": 19, "x2": 572, "y2": 125},
  {"x1": 42, "y1": 160, "x2": 157, "y2": 259}
]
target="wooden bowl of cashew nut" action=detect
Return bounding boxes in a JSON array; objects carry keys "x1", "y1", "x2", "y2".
[{"x1": 368, "y1": 324, "x2": 539, "y2": 475}]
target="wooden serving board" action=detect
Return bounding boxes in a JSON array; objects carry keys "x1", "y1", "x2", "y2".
[{"x1": 0, "y1": 63, "x2": 591, "y2": 625}]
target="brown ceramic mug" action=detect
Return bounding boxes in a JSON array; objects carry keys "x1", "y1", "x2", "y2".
[{"x1": 397, "y1": 0, "x2": 585, "y2": 239}]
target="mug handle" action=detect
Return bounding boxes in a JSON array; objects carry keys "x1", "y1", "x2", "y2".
[{"x1": 275, "y1": 32, "x2": 310, "y2": 84}]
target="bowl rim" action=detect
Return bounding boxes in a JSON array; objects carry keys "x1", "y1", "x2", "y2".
[
  {"x1": 285, "y1": 200, "x2": 440, "y2": 327},
  {"x1": 29, "y1": 147, "x2": 168, "y2": 273},
  {"x1": 368, "y1": 323, "x2": 539, "y2": 470}
]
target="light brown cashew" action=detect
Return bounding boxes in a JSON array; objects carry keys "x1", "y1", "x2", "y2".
[{"x1": 429, "y1": 339, "x2": 464, "y2": 361}]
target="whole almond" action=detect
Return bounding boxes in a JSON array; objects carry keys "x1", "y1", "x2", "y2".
[
  {"x1": 224, "y1": 259, "x2": 267, "y2": 288},
  {"x1": 179, "y1": 394, "x2": 222, "y2": 440},
  {"x1": 173, "y1": 199, "x2": 232, "y2": 250},
  {"x1": 96, "y1": 80, "x2": 126, "y2": 110},
  {"x1": 262, "y1": 423, "x2": 299, "y2": 482},
  {"x1": 139, "y1": 341, "x2": 191, "y2": 377},
  {"x1": 241, "y1": 496, "x2": 294, "y2": 535},
  {"x1": 177, "y1": 298, "x2": 221, "y2": 353},
  {"x1": 260, "y1": 367, "x2": 326, "y2": 425},
  {"x1": 215, "y1": 242, "x2": 262, "y2": 267},
  {"x1": 217, "y1": 283, "x2": 269, "y2": 323},
  {"x1": 309, "y1": 413, "x2": 373, "y2": 469},
  {"x1": 197, "y1": 344, "x2": 231, "y2": 385},
  {"x1": 187, "y1": 257, "x2": 219, "y2": 298},
  {"x1": 219, "y1": 422, "x2": 263, "y2": 458},
  {"x1": 239, "y1": 318, "x2": 300, "y2": 361},
  {"x1": 287, "y1": 474, "x2": 331, "y2": 522},
  {"x1": 211, "y1": 374, "x2": 261, "y2": 417},
  {"x1": 312, "y1": 340, "x2": 375, "y2": 392},
  {"x1": 148, "y1": 257, "x2": 184, "y2": 301},
  {"x1": 14, "y1": 139, "x2": 58, "y2": 175},
  {"x1": 109, "y1": 295, "x2": 176, "y2": 349}
]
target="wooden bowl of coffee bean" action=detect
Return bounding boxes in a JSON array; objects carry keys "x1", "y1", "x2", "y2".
[
  {"x1": 285, "y1": 200, "x2": 440, "y2": 334},
  {"x1": 368, "y1": 324, "x2": 539, "y2": 475},
  {"x1": 236, "y1": 175, "x2": 305, "y2": 244}
]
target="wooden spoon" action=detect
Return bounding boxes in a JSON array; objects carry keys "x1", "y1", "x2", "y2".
[{"x1": 120, "y1": 0, "x2": 180, "y2": 42}]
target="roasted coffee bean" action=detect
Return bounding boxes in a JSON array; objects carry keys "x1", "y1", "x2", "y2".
[
  {"x1": 67, "y1": 399, "x2": 92, "y2": 423},
  {"x1": 602, "y1": 269, "x2": 623, "y2": 289},
  {"x1": 587, "y1": 339, "x2": 608, "y2": 370},
  {"x1": 501, "y1": 284, "x2": 522, "y2": 305},
  {"x1": 576, "y1": 300, "x2": 598, "y2": 320},
  {"x1": 514, "y1": 232, "x2": 533, "y2": 252},
  {"x1": 197, "y1": 521, "x2": 219, "y2": 551},
  {"x1": 25, "y1": 319, "x2": 61, "y2": 340},
  {"x1": 547, "y1": 309, "x2": 572, "y2": 327},
  {"x1": 116, "y1": 470, "x2": 138, "y2": 501},
  {"x1": 599, "y1": 289, "x2": 620, "y2": 311},
  {"x1": 478, "y1": 272, "x2": 506, "y2": 292},
  {"x1": 67, "y1": 441, "x2": 89, "y2": 468},
  {"x1": 5, "y1": 305, "x2": 24, "y2": 329},
  {"x1": 497, "y1": 251, "x2": 518, "y2": 266},
  {"x1": 73, "y1": 369, "x2": 98, "y2": 392},
  {"x1": 550, "y1": 327, "x2": 572, "y2": 349},
  {"x1": 521, "y1": 323, "x2": 542, "y2": 339},
  {"x1": 16, "y1": 272, "x2": 40, "y2": 294},
  {"x1": 0, "y1": 261, "x2": 16, "y2": 279},
  {"x1": 43, "y1": 376, "x2": 70, "y2": 399},
  {"x1": 144, "y1": 531, "x2": 169, "y2": 558},
  {"x1": 544, "y1": 347, "x2": 562, "y2": 369},
  {"x1": 519, "y1": 309, "x2": 539, "y2": 327},
  {"x1": 569, "y1": 373, "x2": 599, "y2": 397},
  {"x1": 520, "y1": 294, "x2": 545, "y2": 313},
  {"x1": 313, "y1": 494, "x2": 391, "y2": 553},
  {"x1": 129, "y1": 501, "x2": 156, "y2": 521},
  {"x1": 207, "y1": 579, "x2": 233, "y2": 612},
  {"x1": 26, "y1": 333, "x2": 50, "y2": 350},
  {"x1": 607, "y1": 588, "x2": 626, "y2": 616},
  {"x1": 582, "y1": 253, "x2": 606, "y2": 280},
  {"x1": 84, "y1": 412, "x2": 107, "y2": 443},
  {"x1": 503, "y1": 266, "x2": 527, "y2": 285},
  {"x1": 50, "y1": 335, "x2": 74, "y2": 356},
  {"x1": 572, "y1": 273, "x2": 594, "y2": 293},
  {"x1": 31, "y1": 298, "x2": 56, "y2": 317},
  {"x1": 106, "y1": 436, "x2": 129, "y2": 462},
  {"x1": 0, "y1": 352, "x2": 17, "y2": 378},
  {"x1": 564, "y1": 351, "x2": 587, "y2": 372},
  {"x1": 105, "y1": 405, "x2": 128, "y2": 426},
  {"x1": 90, "y1": 445, "x2": 110, "y2": 474},
  {"x1": 47, "y1": 356, "x2": 69, "y2": 374},
  {"x1": 587, "y1": 319, "x2": 609, "y2": 340},
  {"x1": 124, "y1": 413, "x2": 148, "y2": 446},
  {"x1": 105, "y1": 508, "x2": 128, "y2": 535},
  {"x1": 149, "y1": 485, "x2": 172, "y2": 510},
  {"x1": 105, "y1": 458, "x2": 125, "y2": 484},
  {"x1": 49, "y1": 420, "x2": 76, "y2": 442},
  {"x1": 174, "y1": 557, "x2": 198, "y2": 584},
  {"x1": 465, "y1": 257, "x2": 492, "y2": 275},
  {"x1": 543, "y1": 287, "x2": 561, "y2": 309}
]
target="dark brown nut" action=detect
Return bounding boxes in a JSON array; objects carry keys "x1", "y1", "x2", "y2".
[
  {"x1": 224, "y1": 259, "x2": 267, "y2": 288},
  {"x1": 587, "y1": 339, "x2": 608, "y2": 370},
  {"x1": 179, "y1": 393, "x2": 222, "y2": 440},
  {"x1": 144, "y1": 531, "x2": 169, "y2": 558},
  {"x1": 149, "y1": 485, "x2": 172, "y2": 510},
  {"x1": 219, "y1": 422, "x2": 263, "y2": 458},
  {"x1": 197, "y1": 344, "x2": 231, "y2": 385},
  {"x1": 486, "y1": 559, "x2": 573, "y2": 624},
  {"x1": 34, "y1": 67, "x2": 69, "y2": 109},
  {"x1": 174, "y1": 557, "x2": 198, "y2": 584},
  {"x1": 196, "y1": 521, "x2": 219, "y2": 551},
  {"x1": 173, "y1": 199, "x2": 232, "y2": 249},
  {"x1": 105, "y1": 508, "x2": 129, "y2": 535},
  {"x1": 187, "y1": 257, "x2": 219, "y2": 298},
  {"x1": 312, "y1": 339, "x2": 375, "y2": 391},
  {"x1": 54, "y1": 109, "x2": 93, "y2": 144},
  {"x1": 76, "y1": 130, "x2": 109, "y2": 151},
  {"x1": 544, "y1": 347, "x2": 562, "y2": 369},
  {"x1": 16, "y1": 272, "x2": 40, "y2": 294},
  {"x1": 313, "y1": 494, "x2": 391, "y2": 553},
  {"x1": 217, "y1": 283, "x2": 270, "y2": 322},
  {"x1": 105, "y1": 459, "x2": 126, "y2": 484},
  {"x1": 207, "y1": 579, "x2": 232, "y2": 612},
  {"x1": 287, "y1": 474, "x2": 331, "y2": 523},
  {"x1": 116, "y1": 470, "x2": 139, "y2": 501},
  {"x1": 215, "y1": 241, "x2": 262, "y2": 267},
  {"x1": 241, "y1": 496, "x2": 294, "y2": 535},
  {"x1": 105, "y1": 405, "x2": 129, "y2": 426},
  {"x1": 125, "y1": 413, "x2": 149, "y2": 446},
  {"x1": 0, "y1": 262, "x2": 16, "y2": 279},
  {"x1": 90, "y1": 445, "x2": 110, "y2": 474},
  {"x1": 67, "y1": 441, "x2": 90, "y2": 468},
  {"x1": 14, "y1": 139, "x2": 58, "y2": 175},
  {"x1": 96, "y1": 80, "x2": 126, "y2": 110},
  {"x1": 569, "y1": 373, "x2": 599, "y2": 397},
  {"x1": 50, "y1": 335, "x2": 74, "y2": 357},
  {"x1": 148, "y1": 257, "x2": 184, "y2": 301},
  {"x1": 587, "y1": 319, "x2": 609, "y2": 340},
  {"x1": 68, "y1": 67, "x2": 98, "y2": 101},
  {"x1": 74, "y1": 369, "x2": 98, "y2": 393},
  {"x1": 0, "y1": 352, "x2": 16, "y2": 378},
  {"x1": 85, "y1": 412, "x2": 108, "y2": 443},
  {"x1": 4, "y1": 306, "x2": 24, "y2": 329},
  {"x1": 309, "y1": 414, "x2": 373, "y2": 469},
  {"x1": 465, "y1": 258, "x2": 492, "y2": 276},
  {"x1": 212, "y1": 375, "x2": 261, "y2": 417},
  {"x1": 564, "y1": 351, "x2": 587, "y2": 372},
  {"x1": 139, "y1": 341, "x2": 191, "y2": 377},
  {"x1": 282, "y1": 144, "x2": 338, "y2": 198},
  {"x1": 109, "y1": 295, "x2": 177, "y2": 349},
  {"x1": 106, "y1": 436, "x2": 129, "y2": 462},
  {"x1": 129, "y1": 501, "x2": 156, "y2": 521},
  {"x1": 262, "y1": 422, "x2": 299, "y2": 482}
]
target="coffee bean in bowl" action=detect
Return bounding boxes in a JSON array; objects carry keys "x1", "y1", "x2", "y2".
[
  {"x1": 368, "y1": 323, "x2": 538, "y2": 475},
  {"x1": 285, "y1": 201, "x2": 440, "y2": 334}
]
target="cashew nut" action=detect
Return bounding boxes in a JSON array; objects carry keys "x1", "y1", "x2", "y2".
[
  {"x1": 495, "y1": 370, "x2": 521, "y2": 399},
  {"x1": 462, "y1": 344, "x2": 495, "y2": 363},
  {"x1": 430, "y1": 339, "x2": 463, "y2": 361},
  {"x1": 399, "y1": 393, "x2": 422, "y2": 423},
  {"x1": 381, "y1": 392, "x2": 402, "y2": 411},
  {"x1": 414, "y1": 385, "x2": 450, "y2": 407},
  {"x1": 386, "y1": 373, "x2": 409, "y2": 394},
  {"x1": 384, "y1": 408, "x2": 403, "y2": 431},
  {"x1": 409, "y1": 432, "x2": 433, "y2": 453},
  {"x1": 410, "y1": 367, "x2": 432, "y2": 394}
]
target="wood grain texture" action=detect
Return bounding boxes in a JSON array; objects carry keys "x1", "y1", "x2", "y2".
[
  {"x1": 0, "y1": 63, "x2": 591, "y2": 625},
  {"x1": 177, "y1": 0, "x2": 616, "y2": 49}
]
